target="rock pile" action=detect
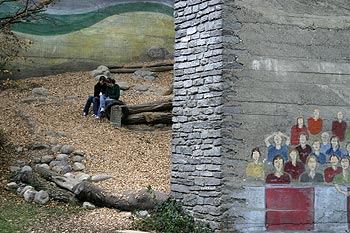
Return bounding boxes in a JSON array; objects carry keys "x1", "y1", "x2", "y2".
[
  {"x1": 10, "y1": 144, "x2": 87, "y2": 175},
  {"x1": 7, "y1": 142, "x2": 112, "y2": 207}
]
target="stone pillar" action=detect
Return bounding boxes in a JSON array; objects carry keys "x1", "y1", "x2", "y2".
[{"x1": 171, "y1": 0, "x2": 224, "y2": 230}]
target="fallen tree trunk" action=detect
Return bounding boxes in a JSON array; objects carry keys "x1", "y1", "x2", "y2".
[
  {"x1": 146, "y1": 61, "x2": 174, "y2": 67},
  {"x1": 110, "y1": 68, "x2": 138, "y2": 73},
  {"x1": 149, "y1": 66, "x2": 173, "y2": 72},
  {"x1": 127, "y1": 99, "x2": 172, "y2": 115},
  {"x1": 73, "y1": 181, "x2": 166, "y2": 211},
  {"x1": 108, "y1": 61, "x2": 173, "y2": 73},
  {"x1": 124, "y1": 112, "x2": 172, "y2": 125},
  {"x1": 13, "y1": 168, "x2": 168, "y2": 211}
]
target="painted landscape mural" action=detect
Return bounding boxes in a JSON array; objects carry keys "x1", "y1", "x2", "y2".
[{"x1": 2, "y1": 0, "x2": 174, "y2": 77}]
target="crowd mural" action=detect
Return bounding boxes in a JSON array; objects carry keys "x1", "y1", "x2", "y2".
[{"x1": 246, "y1": 109, "x2": 350, "y2": 196}]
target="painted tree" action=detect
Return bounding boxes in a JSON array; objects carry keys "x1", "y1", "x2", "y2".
[{"x1": 0, "y1": 0, "x2": 57, "y2": 74}]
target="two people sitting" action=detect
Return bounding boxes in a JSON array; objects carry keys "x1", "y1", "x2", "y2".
[{"x1": 83, "y1": 76, "x2": 120, "y2": 119}]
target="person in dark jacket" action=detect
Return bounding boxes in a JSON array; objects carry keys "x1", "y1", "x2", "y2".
[
  {"x1": 83, "y1": 76, "x2": 107, "y2": 116},
  {"x1": 96, "y1": 78, "x2": 120, "y2": 119}
]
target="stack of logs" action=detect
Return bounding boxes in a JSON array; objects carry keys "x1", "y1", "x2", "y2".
[{"x1": 122, "y1": 98, "x2": 173, "y2": 125}]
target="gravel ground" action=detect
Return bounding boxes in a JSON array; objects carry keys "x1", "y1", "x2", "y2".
[{"x1": 0, "y1": 67, "x2": 173, "y2": 231}]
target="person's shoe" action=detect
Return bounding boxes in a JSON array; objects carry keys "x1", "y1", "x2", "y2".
[
  {"x1": 100, "y1": 108, "x2": 105, "y2": 113},
  {"x1": 95, "y1": 115, "x2": 100, "y2": 119},
  {"x1": 83, "y1": 112, "x2": 87, "y2": 116},
  {"x1": 92, "y1": 114, "x2": 96, "y2": 117}
]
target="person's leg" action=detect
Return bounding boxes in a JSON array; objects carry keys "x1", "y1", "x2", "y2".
[
  {"x1": 105, "y1": 99, "x2": 115, "y2": 110},
  {"x1": 92, "y1": 97, "x2": 100, "y2": 115},
  {"x1": 83, "y1": 96, "x2": 93, "y2": 116},
  {"x1": 97, "y1": 96, "x2": 106, "y2": 118}
]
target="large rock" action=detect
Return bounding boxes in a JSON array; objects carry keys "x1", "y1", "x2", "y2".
[
  {"x1": 6, "y1": 182, "x2": 18, "y2": 191},
  {"x1": 52, "y1": 165, "x2": 64, "y2": 174},
  {"x1": 32, "y1": 144, "x2": 50, "y2": 150},
  {"x1": 34, "y1": 190, "x2": 49, "y2": 204},
  {"x1": 91, "y1": 174, "x2": 113, "y2": 182},
  {"x1": 19, "y1": 185, "x2": 34, "y2": 196},
  {"x1": 32, "y1": 87, "x2": 48, "y2": 96},
  {"x1": 83, "y1": 202, "x2": 96, "y2": 210},
  {"x1": 134, "y1": 85, "x2": 150, "y2": 92},
  {"x1": 147, "y1": 46, "x2": 169, "y2": 60},
  {"x1": 90, "y1": 66, "x2": 111, "y2": 79},
  {"x1": 97, "y1": 65, "x2": 109, "y2": 72},
  {"x1": 73, "y1": 162, "x2": 86, "y2": 171},
  {"x1": 61, "y1": 165, "x2": 72, "y2": 174},
  {"x1": 36, "y1": 163, "x2": 50, "y2": 170},
  {"x1": 144, "y1": 76, "x2": 156, "y2": 81},
  {"x1": 51, "y1": 145, "x2": 62, "y2": 153},
  {"x1": 41, "y1": 155, "x2": 54, "y2": 164},
  {"x1": 118, "y1": 82, "x2": 130, "y2": 90},
  {"x1": 73, "y1": 150, "x2": 85, "y2": 156},
  {"x1": 60, "y1": 145, "x2": 74, "y2": 154},
  {"x1": 75, "y1": 173, "x2": 90, "y2": 181},
  {"x1": 134, "y1": 70, "x2": 155, "y2": 77},
  {"x1": 21, "y1": 166, "x2": 33, "y2": 172},
  {"x1": 63, "y1": 172, "x2": 75, "y2": 179},
  {"x1": 21, "y1": 98, "x2": 37, "y2": 103},
  {"x1": 49, "y1": 160, "x2": 69, "y2": 167},
  {"x1": 72, "y1": 155, "x2": 84, "y2": 162},
  {"x1": 33, "y1": 157, "x2": 41, "y2": 164},
  {"x1": 24, "y1": 190, "x2": 37, "y2": 202},
  {"x1": 56, "y1": 154, "x2": 69, "y2": 161}
]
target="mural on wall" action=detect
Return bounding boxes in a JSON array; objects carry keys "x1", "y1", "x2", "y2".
[
  {"x1": 246, "y1": 109, "x2": 350, "y2": 189},
  {"x1": 2, "y1": 0, "x2": 174, "y2": 77},
  {"x1": 245, "y1": 109, "x2": 350, "y2": 230}
]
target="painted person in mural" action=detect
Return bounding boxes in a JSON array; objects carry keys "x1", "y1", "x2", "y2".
[
  {"x1": 283, "y1": 149, "x2": 305, "y2": 180},
  {"x1": 245, "y1": 147, "x2": 265, "y2": 180},
  {"x1": 320, "y1": 132, "x2": 331, "y2": 156},
  {"x1": 264, "y1": 131, "x2": 290, "y2": 163},
  {"x1": 299, "y1": 155, "x2": 324, "y2": 183},
  {"x1": 295, "y1": 133, "x2": 312, "y2": 164},
  {"x1": 332, "y1": 111, "x2": 347, "y2": 142},
  {"x1": 325, "y1": 136, "x2": 342, "y2": 158},
  {"x1": 82, "y1": 75, "x2": 107, "y2": 117},
  {"x1": 334, "y1": 157, "x2": 350, "y2": 196},
  {"x1": 265, "y1": 155, "x2": 291, "y2": 184},
  {"x1": 307, "y1": 108, "x2": 323, "y2": 135},
  {"x1": 310, "y1": 139, "x2": 326, "y2": 165},
  {"x1": 290, "y1": 116, "x2": 309, "y2": 146},
  {"x1": 324, "y1": 154, "x2": 341, "y2": 183},
  {"x1": 342, "y1": 142, "x2": 350, "y2": 158}
]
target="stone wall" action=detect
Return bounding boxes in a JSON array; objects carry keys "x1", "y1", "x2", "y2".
[
  {"x1": 172, "y1": 0, "x2": 224, "y2": 230},
  {"x1": 172, "y1": 0, "x2": 350, "y2": 232}
]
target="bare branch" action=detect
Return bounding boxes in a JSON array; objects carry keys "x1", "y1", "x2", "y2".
[
  {"x1": 0, "y1": 0, "x2": 56, "y2": 28},
  {"x1": 0, "y1": 0, "x2": 58, "y2": 73}
]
